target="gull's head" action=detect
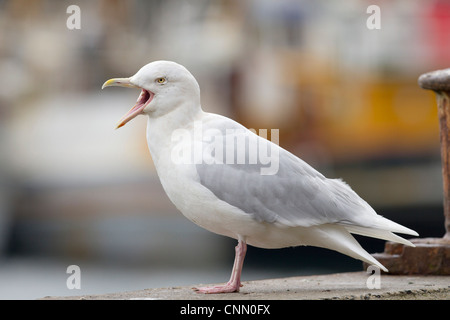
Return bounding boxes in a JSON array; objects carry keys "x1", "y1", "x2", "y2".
[{"x1": 102, "y1": 60, "x2": 200, "y2": 129}]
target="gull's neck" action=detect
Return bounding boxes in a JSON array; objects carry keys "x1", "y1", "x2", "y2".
[{"x1": 146, "y1": 102, "x2": 204, "y2": 163}]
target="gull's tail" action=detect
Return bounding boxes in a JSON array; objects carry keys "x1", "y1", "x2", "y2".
[
  {"x1": 343, "y1": 225, "x2": 417, "y2": 247},
  {"x1": 342, "y1": 213, "x2": 418, "y2": 246},
  {"x1": 305, "y1": 222, "x2": 418, "y2": 273}
]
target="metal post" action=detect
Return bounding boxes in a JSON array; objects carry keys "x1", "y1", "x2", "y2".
[
  {"x1": 419, "y1": 69, "x2": 450, "y2": 240},
  {"x1": 363, "y1": 69, "x2": 450, "y2": 275}
]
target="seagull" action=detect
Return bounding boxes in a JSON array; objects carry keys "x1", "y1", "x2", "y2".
[{"x1": 102, "y1": 60, "x2": 418, "y2": 294}]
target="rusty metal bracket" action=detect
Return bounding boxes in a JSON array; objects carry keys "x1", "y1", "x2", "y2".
[{"x1": 364, "y1": 69, "x2": 450, "y2": 275}]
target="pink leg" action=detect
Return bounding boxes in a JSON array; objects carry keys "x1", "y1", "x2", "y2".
[{"x1": 194, "y1": 240, "x2": 247, "y2": 294}]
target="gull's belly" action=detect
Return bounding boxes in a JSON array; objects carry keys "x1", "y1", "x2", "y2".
[{"x1": 154, "y1": 158, "x2": 262, "y2": 240}]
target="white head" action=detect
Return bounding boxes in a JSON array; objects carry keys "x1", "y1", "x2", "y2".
[{"x1": 102, "y1": 60, "x2": 201, "y2": 128}]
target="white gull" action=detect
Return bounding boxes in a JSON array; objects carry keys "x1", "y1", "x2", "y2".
[{"x1": 102, "y1": 60, "x2": 418, "y2": 294}]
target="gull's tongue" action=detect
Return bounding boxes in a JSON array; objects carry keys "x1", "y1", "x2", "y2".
[{"x1": 116, "y1": 90, "x2": 153, "y2": 129}]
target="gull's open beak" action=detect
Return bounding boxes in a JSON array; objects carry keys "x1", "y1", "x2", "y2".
[{"x1": 102, "y1": 78, "x2": 154, "y2": 129}]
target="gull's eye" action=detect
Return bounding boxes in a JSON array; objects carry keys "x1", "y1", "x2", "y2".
[{"x1": 156, "y1": 77, "x2": 166, "y2": 84}]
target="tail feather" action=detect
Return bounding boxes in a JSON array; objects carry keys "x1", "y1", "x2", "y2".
[
  {"x1": 306, "y1": 225, "x2": 389, "y2": 272},
  {"x1": 371, "y1": 216, "x2": 419, "y2": 237},
  {"x1": 343, "y1": 225, "x2": 416, "y2": 247}
]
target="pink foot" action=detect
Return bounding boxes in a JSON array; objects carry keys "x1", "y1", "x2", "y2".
[
  {"x1": 193, "y1": 282, "x2": 242, "y2": 294},
  {"x1": 193, "y1": 240, "x2": 247, "y2": 294}
]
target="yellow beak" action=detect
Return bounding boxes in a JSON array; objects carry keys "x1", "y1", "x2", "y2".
[{"x1": 101, "y1": 77, "x2": 139, "y2": 89}]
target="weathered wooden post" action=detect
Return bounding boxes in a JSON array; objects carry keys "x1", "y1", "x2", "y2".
[{"x1": 364, "y1": 69, "x2": 450, "y2": 274}]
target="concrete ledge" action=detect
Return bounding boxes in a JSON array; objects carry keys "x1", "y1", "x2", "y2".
[{"x1": 41, "y1": 271, "x2": 450, "y2": 300}]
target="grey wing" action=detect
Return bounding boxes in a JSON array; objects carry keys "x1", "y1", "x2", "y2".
[{"x1": 195, "y1": 122, "x2": 375, "y2": 228}]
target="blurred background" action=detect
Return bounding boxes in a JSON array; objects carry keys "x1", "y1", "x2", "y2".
[{"x1": 0, "y1": 0, "x2": 449, "y2": 299}]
